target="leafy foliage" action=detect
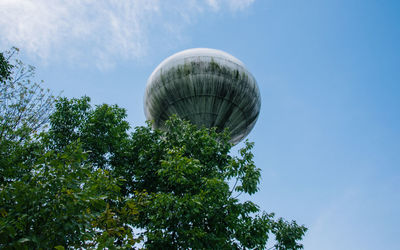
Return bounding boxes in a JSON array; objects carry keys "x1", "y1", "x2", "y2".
[
  {"x1": 115, "y1": 116, "x2": 307, "y2": 249},
  {"x1": 0, "y1": 50, "x2": 307, "y2": 249},
  {"x1": 0, "y1": 47, "x2": 55, "y2": 184},
  {"x1": 0, "y1": 141, "x2": 130, "y2": 248},
  {"x1": 0, "y1": 47, "x2": 54, "y2": 142},
  {"x1": 0, "y1": 50, "x2": 137, "y2": 249},
  {"x1": 0, "y1": 50, "x2": 12, "y2": 82},
  {"x1": 46, "y1": 96, "x2": 130, "y2": 170}
]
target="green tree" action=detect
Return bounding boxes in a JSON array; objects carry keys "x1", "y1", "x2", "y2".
[
  {"x1": 0, "y1": 50, "x2": 137, "y2": 249},
  {"x1": 0, "y1": 47, "x2": 54, "y2": 142},
  {"x1": 44, "y1": 96, "x2": 308, "y2": 249},
  {"x1": 0, "y1": 51, "x2": 307, "y2": 249},
  {"x1": 0, "y1": 47, "x2": 55, "y2": 184},
  {"x1": 45, "y1": 96, "x2": 130, "y2": 170},
  {"x1": 0, "y1": 140, "x2": 137, "y2": 249},
  {"x1": 115, "y1": 116, "x2": 307, "y2": 249}
]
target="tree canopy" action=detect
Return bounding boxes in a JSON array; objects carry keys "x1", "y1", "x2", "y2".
[{"x1": 0, "y1": 49, "x2": 307, "y2": 249}]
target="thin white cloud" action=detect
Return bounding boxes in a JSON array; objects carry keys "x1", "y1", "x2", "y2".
[
  {"x1": 229, "y1": 0, "x2": 255, "y2": 11},
  {"x1": 0, "y1": 0, "x2": 255, "y2": 69},
  {"x1": 206, "y1": 0, "x2": 220, "y2": 11},
  {"x1": 205, "y1": 0, "x2": 255, "y2": 11}
]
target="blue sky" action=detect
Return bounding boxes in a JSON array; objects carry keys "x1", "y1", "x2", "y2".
[{"x1": 1, "y1": 0, "x2": 399, "y2": 249}]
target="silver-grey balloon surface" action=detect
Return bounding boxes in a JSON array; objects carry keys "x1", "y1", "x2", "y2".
[{"x1": 144, "y1": 48, "x2": 261, "y2": 144}]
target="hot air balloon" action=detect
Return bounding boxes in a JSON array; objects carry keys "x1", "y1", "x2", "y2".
[{"x1": 144, "y1": 48, "x2": 261, "y2": 144}]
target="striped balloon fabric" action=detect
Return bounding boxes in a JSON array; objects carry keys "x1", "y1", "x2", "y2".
[{"x1": 144, "y1": 48, "x2": 261, "y2": 144}]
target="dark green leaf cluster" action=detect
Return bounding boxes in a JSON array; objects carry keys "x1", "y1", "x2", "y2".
[
  {"x1": 46, "y1": 96, "x2": 130, "y2": 170},
  {"x1": 0, "y1": 141, "x2": 124, "y2": 248},
  {"x1": 0, "y1": 49, "x2": 13, "y2": 82}
]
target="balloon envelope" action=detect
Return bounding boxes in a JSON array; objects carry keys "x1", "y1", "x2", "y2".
[{"x1": 144, "y1": 48, "x2": 261, "y2": 144}]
